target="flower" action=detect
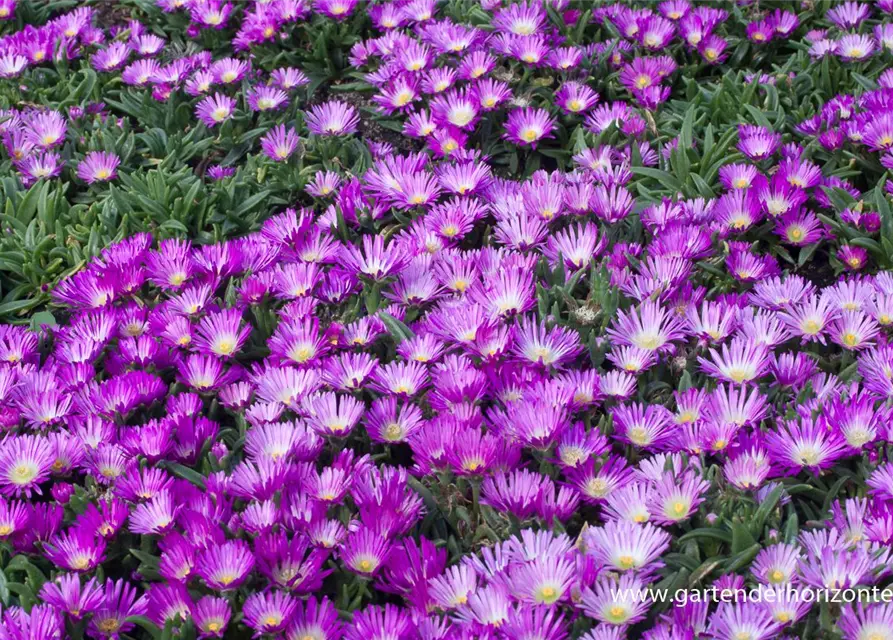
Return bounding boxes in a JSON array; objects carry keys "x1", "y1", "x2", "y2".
[
  {"x1": 504, "y1": 107, "x2": 556, "y2": 147},
  {"x1": 196, "y1": 93, "x2": 236, "y2": 127},
  {"x1": 77, "y1": 151, "x2": 120, "y2": 184},
  {"x1": 305, "y1": 100, "x2": 359, "y2": 136},
  {"x1": 0, "y1": 434, "x2": 54, "y2": 497}
]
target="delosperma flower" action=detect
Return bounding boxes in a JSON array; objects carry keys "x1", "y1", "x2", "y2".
[
  {"x1": 305, "y1": 100, "x2": 359, "y2": 136},
  {"x1": 3, "y1": 3, "x2": 893, "y2": 639},
  {"x1": 196, "y1": 93, "x2": 236, "y2": 127},
  {"x1": 77, "y1": 151, "x2": 121, "y2": 184}
]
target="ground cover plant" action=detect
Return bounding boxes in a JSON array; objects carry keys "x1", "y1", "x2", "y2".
[{"x1": 5, "y1": 0, "x2": 893, "y2": 638}]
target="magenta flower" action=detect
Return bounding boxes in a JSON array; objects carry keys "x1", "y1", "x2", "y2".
[
  {"x1": 305, "y1": 100, "x2": 359, "y2": 136},
  {"x1": 196, "y1": 93, "x2": 236, "y2": 127},
  {"x1": 260, "y1": 124, "x2": 300, "y2": 161},
  {"x1": 504, "y1": 107, "x2": 556, "y2": 147},
  {"x1": 77, "y1": 151, "x2": 120, "y2": 184}
]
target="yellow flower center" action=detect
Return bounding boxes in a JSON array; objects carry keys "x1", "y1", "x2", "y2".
[
  {"x1": 383, "y1": 423, "x2": 403, "y2": 441},
  {"x1": 290, "y1": 346, "x2": 314, "y2": 362},
  {"x1": 11, "y1": 464, "x2": 36, "y2": 485},
  {"x1": 98, "y1": 619, "x2": 120, "y2": 633},
  {"x1": 587, "y1": 478, "x2": 608, "y2": 497}
]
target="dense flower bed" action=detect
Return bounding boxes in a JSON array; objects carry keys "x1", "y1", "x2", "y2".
[{"x1": 4, "y1": 1, "x2": 893, "y2": 639}]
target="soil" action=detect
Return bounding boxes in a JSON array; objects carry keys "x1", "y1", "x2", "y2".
[
  {"x1": 797, "y1": 254, "x2": 838, "y2": 288},
  {"x1": 90, "y1": 0, "x2": 134, "y2": 27}
]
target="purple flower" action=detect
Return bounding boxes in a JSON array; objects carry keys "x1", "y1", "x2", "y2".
[
  {"x1": 196, "y1": 93, "x2": 236, "y2": 127},
  {"x1": 305, "y1": 100, "x2": 359, "y2": 136},
  {"x1": 77, "y1": 151, "x2": 120, "y2": 184},
  {"x1": 504, "y1": 107, "x2": 556, "y2": 147}
]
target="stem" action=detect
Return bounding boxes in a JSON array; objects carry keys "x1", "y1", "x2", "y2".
[{"x1": 471, "y1": 477, "x2": 482, "y2": 524}]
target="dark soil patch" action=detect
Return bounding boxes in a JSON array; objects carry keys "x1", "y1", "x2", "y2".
[{"x1": 90, "y1": 0, "x2": 133, "y2": 26}]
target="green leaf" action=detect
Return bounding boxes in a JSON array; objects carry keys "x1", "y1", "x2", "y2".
[
  {"x1": 29, "y1": 311, "x2": 57, "y2": 332},
  {"x1": 0, "y1": 568, "x2": 9, "y2": 607},
  {"x1": 742, "y1": 104, "x2": 772, "y2": 129},
  {"x1": 125, "y1": 616, "x2": 162, "y2": 640},
  {"x1": 162, "y1": 463, "x2": 206, "y2": 489},
  {"x1": 678, "y1": 527, "x2": 733, "y2": 545},
  {"x1": 724, "y1": 543, "x2": 761, "y2": 572},
  {"x1": 731, "y1": 521, "x2": 757, "y2": 554},
  {"x1": 231, "y1": 190, "x2": 272, "y2": 218},
  {"x1": 852, "y1": 73, "x2": 879, "y2": 92},
  {"x1": 750, "y1": 483, "x2": 784, "y2": 537},
  {"x1": 630, "y1": 166, "x2": 682, "y2": 192},
  {"x1": 378, "y1": 312, "x2": 415, "y2": 344}
]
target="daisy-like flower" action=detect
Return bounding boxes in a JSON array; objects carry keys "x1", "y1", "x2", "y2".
[
  {"x1": 0, "y1": 434, "x2": 54, "y2": 497},
  {"x1": 243, "y1": 591, "x2": 296, "y2": 636},
  {"x1": 751, "y1": 544, "x2": 801, "y2": 586},
  {"x1": 39, "y1": 574, "x2": 105, "y2": 620},
  {"x1": 584, "y1": 520, "x2": 671, "y2": 574},
  {"x1": 699, "y1": 336, "x2": 769, "y2": 385},
  {"x1": 504, "y1": 107, "x2": 556, "y2": 147},
  {"x1": 192, "y1": 596, "x2": 231, "y2": 639},
  {"x1": 555, "y1": 81, "x2": 599, "y2": 115},
  {"x1": 765, "y1": 417, "x2": 847, "y2": 474},
  {"x1": 838, "y1": 245, "x2": 869, "y2": 271},
  {"x1": 260, "y1": 124, "x2": 300, "y2": 162},
  {"x1": 601, "y1": 479, "x2": 651, "y2": 523},
  {"x1": 305, "y1": 100, "x2": 359, "y2": 136},
  {"x1": 286, "y1": 597, "x2": 342, "y2": 640},
  {"x1": 340, "y1": 526, "x2": 392, "y2": 577},
  {"x1": 197, "y1": 540, "x2": 255, "y2": 591},
  {"x1": 838, "y1": 34, "x2": 876, "y2": 62},
  {"x1": 19, "y1": 151, "x2": 63, "y2": 185},
  {"x1": 707, "y1": 603, "x2": 780, "y2": 640},
  {"x1": 341, "y1": 235, "x2": 409, "y2": 281},
  {"x1": 88, "y1": 579, "x2": 147, "y2": 638},
  {"x1": 304, "y1": 392, "x2": 364, "y2": 437},
  {"x1": 428, "y1": 565, "x2": 477, "y2": 609},
  {"x1": 196, "y1": 93, "x2": 236, "y2": 127},
  {"x1": 128, "y1": 491, "x2": 179, "y2": 535},
  {"x1": 775, "y1": 210, "x2": 824, "y2": 246},
  {"x1": 827, "y1": 1, "x2": 871, "y2": 30},
  {"x1": 77, "y1": 151, "x2": 120, "y2": 184},
  {"x1": 315, "y1": 0, "x2": 358, "y2": 20},
  {"x1": 26, "y1": 111, "x2": 67, "y2": 148},
  {"x1": 509, "y1": 556, "x2": 576, "y2": 605},
  {"x1": 513, "y1": 317, "x2": 582, "y2": 368},
  {"x1": 648, "y1": 471, "x2": 709, "y2": 524},
  {"x1": 607, "y1": 300, "x2": 685, "y2": 353},
  {"x1": 778, "y1": 295, "x2": 838, "y2": 343},
  {"x1": 247, "y1": 86, "x2": 289, "y2": 112},
  {"x1": 799, "y1": 543, "x2": 873, "y2": 591},
  {"x1": 839, "y1": 604, "x2": 893, "y2": 640},
  {"x1": 581, "y1": 573, "x2": 652, "y2": 626},
  {"x1": 613, "y1": 402, "x2": 674, "y2": 450},
  {"x1": 830, "y1": 310, "x2": 879, "y2": 350},
  {"x1": 44, "y1": 526, "x2": 107, "y2": 572}
]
